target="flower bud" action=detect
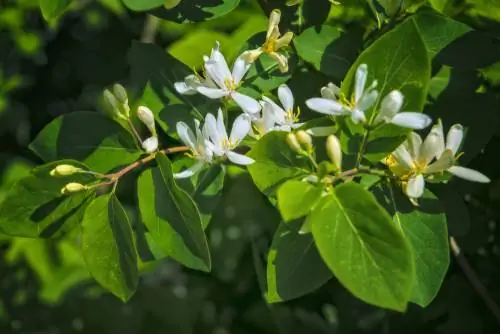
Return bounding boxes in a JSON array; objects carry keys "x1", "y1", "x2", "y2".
[
  {"x1": 137, "y1": 106, "x2": 156, "y2": 135},
  {"x1": 113, "y1": 84, "x2": 128, "y2": 104},
  {"x1": 286, "y1": 133, "x2": 303, "y2": 154},
  {"x1": 103, "y1": 89, "x2": 118, "y2": 110},
  {"x1": 50, "y1": 164, "x2": 83, "y2": 177},
  {"x1": 142, "y1": 136, "x2": 159, "y2": 153},
  {"x1": 61, "y1": 182, "x2": 87, "y2": 194},
  {"x1": 326, "y1": 134, "x2": 342, "y2": 169},
  {"x1": 296, "y1": 130, "x2": 313, "y2": 151}
]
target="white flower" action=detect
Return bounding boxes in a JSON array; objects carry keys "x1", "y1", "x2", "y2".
[
  {"x1": 306, "y1": 64, "x2": 378, "y2": 124},
  {"x1": 175, "y1": 42, "x2": 261, "y2": 115},
  {"x1": 253, "y1": 84, "x2": 302, "y2": 136},
  {"x1": 142, "y1": 136, "x2": 159, "y2": 153},
  {"x1": 204, "y1": 108, "x2": 255, "y2": 165},
  {"x1": 174, "y1": 120, "x2": 214, "y2": 179},
  {"x1": 386, "y1": 120, "x2": 490, "y2": 204},
  {"x1": 242, "y1": 9, "x2": 294, "y2": 73},
  {"x1": 374, "y1": 90, "x2": 432, "y2": 129}
]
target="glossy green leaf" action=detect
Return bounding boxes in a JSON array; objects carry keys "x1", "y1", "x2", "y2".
[
  {"x1": 39, "y1": 0, "x2": 70, "y2": 20},
  {"x1": 294, "y1": 25, "x2": 362, "y2": 80},
  {"x1": 81, "y1": 194, "x2": 138, "y2": 301},
  {"x1": 391, "y1": 188, "x2": 449, "y2": 307},
  {"x1": 122, "y1": 0, "x2": 165, "y2": 11},
  {"x1": 267, "y1": 220, "x2": 332, "y2": 303},
  {"x1": 310, "y1": 183, "x2": 414, "y2": 311},
  {"x1": 151, "y1": 0, "x2": 240, "y2": 23},
  {"x1": 0, "y1": 160, "x2": 95, "y2": 238},
  {"x1": 137, "y1": 153, "x2": 210, "y2": 271},
  {"x1": 247, "y1": 131, "x2": 313, "y2": 195},
  {"x1": 277, "y1": 180, "x2": 323, "y2": 222},
  {"x1": 29, "y1": 111, "x2": 141, "y2": 173}
]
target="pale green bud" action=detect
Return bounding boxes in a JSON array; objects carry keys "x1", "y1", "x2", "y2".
[
  {"x1": 61, "y1": 182, "x2": 87, "y2": 194},
  {"x1": 286, "y1": 133, "x2": 303, "y2": 154},
  {"x1": 103, "y1": 89, "x2": 117, "y2": 110},
  {"x1": 137, "y1": 106, "x2": 156, "y2": 135},
  {"x1": 296, "y1": 130, "x2": 313, "y2": 151},
  {"x1": 50, "y1": 164, "x2": 83, "y2": 177},
  {"x1": 326, "y1": 134, "x2": 342, "y2": 169},
  {"x1": 113, "y1": 84, "x2": 128, "y2": 104}
]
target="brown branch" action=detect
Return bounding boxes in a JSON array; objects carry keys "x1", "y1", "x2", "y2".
[{"x1": 450, "y1": 236, "x2": 500, "y2": 325}]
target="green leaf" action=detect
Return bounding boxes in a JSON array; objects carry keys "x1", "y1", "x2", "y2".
[
  {"x1": 391, "y1": 188, "x2": 449, "y2": 307},
  {"x1": 29, "y1": 111, "x2": 141, "y2": 173},
  {"x1": 247, "y1": 131, "x2": 313, "y2": 195},
  {"x1": 267, "y1": 220, "x2": 332, "y2": 303},
  {"x1": 137, "y1": 153, "x2": 210, "y2": 271},
  {"x1": 39, "y1": 0, "x2": 71, "y2": 20},
  {"x1": 151, "y1": 0, "x2": 240, "y2": 23},
  {"x1": 0, "y1": 160, "x2": 95, "y2": 238},
  {"x1": 277, "y1": 180, "x2": 323, "y2": 222},
  {"x1": 122, "y1": 0, "x2": 165, "y2": 11},
  {"x1": 294, "y1": 25, "x2": 362, "y2": 80},
  {"x1": 81, "y1": 194, "x2": 138, "y2": 301},
  {"x1": 310, "y1": 183, "x2": 414, "y2": 311}
]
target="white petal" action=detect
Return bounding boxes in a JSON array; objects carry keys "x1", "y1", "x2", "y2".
[
  {"x1": 391, "y1": 112, "x2": 432, "y2": 130},
  {"x1": 278, "y1": 84, "x2": 294, "y2": 112},
  {"x1": 216, "y1": 108, "x2": 228, "y2": 140},
  {"x1": 230, "y1": 114, "x2": 251, "y2": 144},
  {"x1": 232, "y1": 52, "x2": 252, "y2": 85},
  {"x1": 142, "y1": 136, "x2": 159, "y2": 153},
  {"x1": 176, "y1": 122, "x2": 197, "y2": 150},
  {"x1": 262, "y1": 96, "x2": 285, "y2": 124},
  {"x1": 267, "y1": 9, "x2": 281, "y2": 39},
  {"x1": 429, "y1": 119, "x2": 445, "y2": 157},
  {"x1": 174, "y1": 81, "x2": 197, "y2": 95},
  {"x1": 425, "y1": 149, "x2": 454, "y2": 174},
  {"x1": 253, "y1": 107, "x2": 276, "y2": 135},
  {"x1": 351, "y1": 108, "x2": 366, "y2": 124},
  {"x1": 420, "y1": 132, "x2": 442, "y2": 165},
  {"x1": 406, "y1": 174, "x2": 425, "y2": 199},
  {"x1": 306, "y1": 126, "x2": 335, "y2": 137},
  {"x1": 205, "y1": 58, "x2": 231, "y2": 89},
  {"x1": 209, "y1": 41, "x2": 232, "y2": 79},
  {"x1": 269, "y1": 52, "x2": 289, "y2": 72},
  {"x1": 393, "y1": 145, "x2": 415, "y2": 170},
  {"x1": 227, "y1": 151, "x2": 255, "y2": 165},
  {"x1": 406, "y1": 132, "x2": 422, "y2": 158},
  {"x1": 354, "y1": 64, "x2": 368, "y2": 103},
  {"x1": 448, "y1": 166, "x2": 490, "y2": 183},
  {"x1": 357, "y1": 89, "x2": 378, "y2": 111},
  {"x1": 231, "y1": 92, "x2": 261, "y2": 114},
  {"x1": 306, "y1": 98, "x2": 345, "y2": 115},
  {"x1": 377, "y1": 90, "x2": 403, "y2": 122},
  {"x1": 320, "y1": 83, "x2": 340, "y2": 99},
  {"x1": 196, "y1": 86, "x2": 228, "y2": 99},
  {"x1": 446, "y1": 124, "x2": 464, "y2": 155},
  {"x1": 204, "y1": 113, "x2": 222, "y2": 147},
  {"x1": 137, "y1": 106, "x2": 156, "y2": 133},
  {"x1": 174, "y1": 162, "x2": 205, "y2": 179}
]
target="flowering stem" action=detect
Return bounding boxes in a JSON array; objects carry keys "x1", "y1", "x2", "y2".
[
  {"x1": 127, "y1": 118, "x2": 143, "y2": 147},
  {"x1": 355, "y1": 128, "x2": 371, "y2": 168}
]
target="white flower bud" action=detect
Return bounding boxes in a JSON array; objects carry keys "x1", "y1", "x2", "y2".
[
  {"x1": 142, "y1": 136, "x2": 159, "y2": 153},
  {"x1": 61, "y1": 182, "x2": 87, "y2": 194},
  {"x1": 326, "y1": 134, "x2": 342, "y2": 169},
  {"x1": 296, "y1": 130, "x2": 313, "y2": 151},
  {"x1": 50, "y1": 164, "x2": 83, "y2": 177},
  {"x1": 286, "y1": 133, "x2": 303, "y2": 154},
  {"x1": 137, "y1": 106, "x2": 156, "y2": 135}
]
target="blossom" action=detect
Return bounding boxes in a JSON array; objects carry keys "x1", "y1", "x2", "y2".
[
  {"x1": 174, "y1": 42, "x2": 261, "y2": 115},
  {"x1": 204, "y1": 108, "x2": 255, "y2": 165},
  {"x1": 174, "y1": 120, "x2": 214, "y2": 179},
  {"x1": 306, "y1": 64, "x2": 378, "y2": 124},
  {"x1": 385, "y1": 120, "x2": 490, "y2": 204},
  {"x1": 242, "y1": 9, "x2": 293, "y2": 72},
  {"x1": 252, "y1": 84, "x2": 302, "y2": 136},
  {"x1": 374, "y1": 90, "x2": 432, "y2": 129},
  {"x1": 142, "y1": 136, "x2": 159, "y2": 153}
]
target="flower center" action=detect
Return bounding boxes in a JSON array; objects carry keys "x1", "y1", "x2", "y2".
[
  {"x1": 224, "y1": 77, "x2": 239, "y2": 91},
  {"x1": 263, "y1": 39, "x2": 277, "y2": 53}
]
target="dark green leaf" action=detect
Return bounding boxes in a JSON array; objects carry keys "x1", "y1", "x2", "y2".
[
  {"x1": 294, "y1": 25, "x2": 362, "y2": 80},
  {"x1": 310, "y1": 183, "x2": 414, "y2": 311},
  {"x1": 267, "y1": 220, "x2": 332, "y2": 303},
  {"x1": 137, "y1": 153, "x2": 210, "y2": 271},
  {"x1": 39, "y1": 0, "x2": 71, "y2": 20},
  {"x1": 277, "y1": 180, "x2": 323, "y2": 222},
  {"x1": 81, "y1": 194, "x2": 138, "y2": 301},
  {"x1": 29, "y1": 111, "x2": 141, "y2": 173},
  {"x1": 247, "y1": 131, "x2": 313, "y2": 195},
  {"x1": 151, "y1": 0, "x2": 240, "y2": 23},
  {"x1": 0, "y1": 160, "x2": 95, "y2": 238}
]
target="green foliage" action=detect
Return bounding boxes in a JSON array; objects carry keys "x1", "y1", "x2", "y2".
[
  {"x1": 81, "y1": 194, "x2": 138, "y2": 301},
  {"x1": 277, "y1": 180, "x2": 323, "y2": 222},
  {"x1": 39, "y1": 0, "x2": 71, "y2": 21}
]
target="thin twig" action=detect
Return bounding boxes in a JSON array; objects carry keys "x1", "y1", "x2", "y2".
[
  {"x1": 140, "y1": 15, "x2": 160, "y2": 44},
  {"x1": 127, "y1": 119, "x2": 143, "y2": 147},
  {"x1": 450, "y1": 236, "x2": 500, "y2": 325}
]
